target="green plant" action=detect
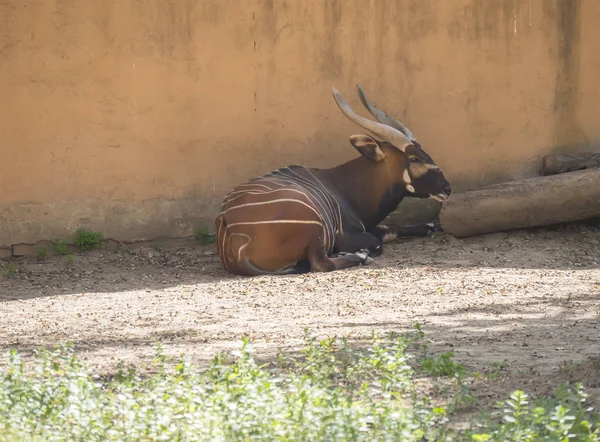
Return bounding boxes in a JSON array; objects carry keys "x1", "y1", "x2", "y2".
[
  {"x1": 53, "y1": 238, "x2": 69, "y2": 255},
  {"x1": 0, "y1": 330, "x2": 597, "y2": 441},
  {"x1": 408, "y1": 323, "x2": 474, "y2": 411},
  {"x1": 0, "y1": 333, "x2": 449, "y2": 442},
  {"x1": 466, "y1": 386, "x2": 600, "y2": 441},
  {"x1": 36, "y1": 248, "x2": 48, "y2": 260},
  {"x1": 408, "y1": 323, "x2": 466, "y2": 379},
  {"x1": 410, "y1": 322, "x2": 427, "y2": 355},
  {"x1": 73, "y1": 227, "x2": 103, "y2": 251},
  {"x1": 485, "y1": 361, "x2": 509, "y2": 380},
  {"x1": 66, "y1": 254, "x2": 74, "y2": 263},
  {"x1": 1, "y1": 262, "x2": 15, "y2": 278},
  {"x1": 195, "y1": 227, "x2": 215, "y2": 245},
  {"x1": 420, "y1": 351, "x2": 466, "y2": 378}
]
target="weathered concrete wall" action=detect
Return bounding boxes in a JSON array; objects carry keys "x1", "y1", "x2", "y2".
[{"x1": 1, "y1": 0, "x2": 599, "y2": 247}]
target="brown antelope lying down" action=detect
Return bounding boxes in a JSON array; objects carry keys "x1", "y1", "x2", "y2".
[{"x1": 215, "y1": 85, "x2": 451, "y2": 276}]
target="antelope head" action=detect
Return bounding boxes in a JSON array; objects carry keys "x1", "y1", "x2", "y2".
[{"x1": 331, "y1": 84, "x2": 451, "y2": 203}]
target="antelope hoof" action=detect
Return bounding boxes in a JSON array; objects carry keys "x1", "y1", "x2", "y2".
[
  {"x1": 428, "y1": 221, "x2": 444, "y2": 233},
  {"x1": 368, "y1": 244, "x2": 383, "y2": 258},
  {"x1": 333, "y1": 251, "x2": 374, "y2": 265},
  {"x1": 355, "y1": 249, "x2": 374, "y2": 265}
]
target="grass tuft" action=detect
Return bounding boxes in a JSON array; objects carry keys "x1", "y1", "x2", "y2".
[
  {"x1": 36, "y1": 248, "x2": 48, "y2": 260},
  {"x1": 73, "y1": 228, "x2": 103, "y2": 251},
  {"x1": 52, "y1": 238, "x2": 69, "y2": 255},
  {"x1": 1, "y1": 262, "x2": 15, "y2": 278},
  {"x1": 195, "y1": 227, "x2": 215, "y2": 245}
]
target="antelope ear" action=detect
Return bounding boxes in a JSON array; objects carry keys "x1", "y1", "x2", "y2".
[{"x1": 349, "y1": 134, "x2": 386, "y2": 162}]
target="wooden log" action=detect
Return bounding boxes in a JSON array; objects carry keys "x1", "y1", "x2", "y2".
[
  {"x1": 542, "y1": 152, "x2": 600, "y2": 176},
  {"x1": 439, "y1": 168, "x2": 600, "y2": 238}
]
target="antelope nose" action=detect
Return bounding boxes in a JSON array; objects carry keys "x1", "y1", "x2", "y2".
[{"x1": 443, "y1": 182, "x2": 451, "y2": 196}]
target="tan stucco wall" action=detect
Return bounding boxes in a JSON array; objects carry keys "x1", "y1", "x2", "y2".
[{"x1": 1, "y1": 0, "x2": 599, "y2": 247}]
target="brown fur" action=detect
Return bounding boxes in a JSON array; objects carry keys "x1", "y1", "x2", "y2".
[
  {"x1": 215, "y1": 87, "x2": 451, "y2": 276},
  {"x1": 216, "y1": 179, "x2": 326, "y2": 274}
]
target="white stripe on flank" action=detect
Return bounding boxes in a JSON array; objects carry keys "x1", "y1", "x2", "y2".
[
  {"x1": 227, "y1": 220, "x2": 323, "y2": 228},
  {"x1": 219, "y1": 198, "x2": 320, "y2": 217},
  {"x1": 251, "y1": 178, "x2": 288, "y2": 187},
  {"x1": 283, "y1": 168, "x2": 336, "y2": 223},
  {"x1": 237, "y1": 183, "x2": 273, "y2": 190},
  {"x1": 274, "y1": 167, "x2": 336, "y2": 249},
  {"x1": 222, "y1": 179, "x2": 288, "y2": 203},
  {"x1": 222, "y1": 189, "x2": 270, "y2": 207},
  {"x1": 216, "y1": 216, "x2": 230, "y2": 272},
  {"x1": 304, "y1": 168, "x2": 344, "y2": 235},
  {"x1": 238, "y1": 241, "x2": 251, "y2": 261},
  {"x1": 271, "y1": 168, "x2": 336, "y2": 249},
  {"x1": 229, "y1": 232, "x2": 251, "y2": 261},
  {"x1": 220, "y1": 165, "x2": 356, "y2": 257},
  {"x1": 223, "y1": 187, "x2": 273, "y2": 200},
  {"x1": 223, "y1": 188, "x2": 311, "y2": 205},
  {"x1": 221, "y1": 187, "x2": 328, "y2": 245}
]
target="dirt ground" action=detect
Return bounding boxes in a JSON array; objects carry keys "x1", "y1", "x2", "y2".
[{"x1": 1, "y1": 223, "x2": 599, "y2": 408}]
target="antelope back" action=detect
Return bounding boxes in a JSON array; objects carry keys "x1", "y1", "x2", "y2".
[{"x1": 215, "y1": 165, "x2": 345, "y2": 274}]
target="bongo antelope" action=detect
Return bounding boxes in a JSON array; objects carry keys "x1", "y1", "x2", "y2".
[{"x1": 215, "y1": 84, "x2": 451, "y2": 276}]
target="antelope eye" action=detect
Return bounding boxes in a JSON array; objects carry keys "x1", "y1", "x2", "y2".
[{"x1": 409, "y1": 157, "x2": 421, "y2": 163}]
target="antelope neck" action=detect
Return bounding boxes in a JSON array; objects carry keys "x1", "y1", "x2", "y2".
[{"x1": 321, "y1": 157, "x2": 405, "y2": 230}]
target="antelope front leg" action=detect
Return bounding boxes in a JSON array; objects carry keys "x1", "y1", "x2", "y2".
[
  {"x1": 372, "y1": 222, "x2": 439, "y2": 242},
  {"x1": 334, "y1": 231, "x2": 383, "y2": 257},
  {"x1": 306, "y1": 238, "x2": 373, "y2": 273}
]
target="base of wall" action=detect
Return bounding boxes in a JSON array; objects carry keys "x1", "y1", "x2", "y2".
[
  {"x1": 2, "y1": 235, "x2": 206, "y2": 259},
  {"x1": 0, "y1": 196, "x2": 441, "y2": 258},
  {"x1": 0, "y1": 197, "x2": 219, "y2": 249}
]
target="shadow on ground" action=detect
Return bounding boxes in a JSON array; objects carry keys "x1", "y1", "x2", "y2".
[
  {"x1": 1, "y1": 223, "x2": 598, "y2": 302},
  {"x1": 0, "y1": 222, "x2": 598, "y2": 413},
  {"x1": 3, "y1": 301, "x2": 599, "y2": 414}
]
